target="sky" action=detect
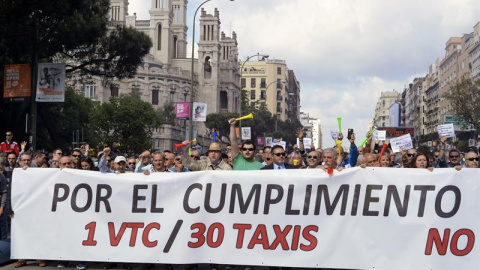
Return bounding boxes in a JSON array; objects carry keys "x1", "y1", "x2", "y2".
[{"x1": 129, "y1": 0, "x2": 479, "y2": 147}]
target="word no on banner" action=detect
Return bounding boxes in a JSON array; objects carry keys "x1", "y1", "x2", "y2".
[{"x1": 11, "y1": 168, "x2": 480, "y2": 270}]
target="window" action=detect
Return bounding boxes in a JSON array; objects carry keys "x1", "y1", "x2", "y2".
[
  {"x1": 220, "y1": 91, "x2": 228, "y2": 109},
  {"x1": 260, "y1": 78, "x2": 266, "y2": 88},
  {"x1": 250, "y1": 78, "x2": 256, "y2": 88},
  {"x1": 277, "y1": 67, "x2": 282, "y2": 75},
  {"x1": 276, "y1": 79, "x2": 282, "y2": 89},
  {"x1": 152, "y1": 90, "x2": 159, "y2": 105},
  {"x1": 250, "y1": 90, "x2": 256, "y2": 100},
  {"x1": 241, "y1": 78, "x2": 246, "y2": 89},
  {"x1": 169, "y1": 90, "x2": 175, "y2": 103},
  {"x1": 110, "y1": 85, "x2": 119, "y2": 97},
  {"x1": 157, "y1": 24, "x2": 162, "y2": 50},
  {"x1": 84, "y1": 85, "x2": 96, "y2": 99},
  {"x1": 260, "y1": 90, "x2": 266, "y2": 99},
  {"x1": 173, "y1": 36, "x2": 178, "y2": 58}
]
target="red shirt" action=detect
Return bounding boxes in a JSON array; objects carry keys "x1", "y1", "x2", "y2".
[{"x1": 0, "y1": 141, "x2": 19, "y2": 156}]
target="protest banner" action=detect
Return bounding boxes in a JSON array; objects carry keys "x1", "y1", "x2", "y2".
[
  {"x1": 11, "y1": 168, "x2": 480, "y2": 270},
  {"x1": 330, "y1": 130, "x2": 339, "y2": 141},
  {"x1": 241, "y1": 127, "x2": 251, "y2": 140}
]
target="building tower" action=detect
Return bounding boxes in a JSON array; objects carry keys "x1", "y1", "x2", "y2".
[{"x1": 197, "y1": 8, "x2": 222, "y2": 114}]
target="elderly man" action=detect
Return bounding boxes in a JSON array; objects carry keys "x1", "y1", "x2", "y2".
[
  {"x1": 464, "y1": 149, "x2": 478, "y2": 168},
  {"x1": 303, "y1": 149, "x2": 322, "y2": 169},
  {"x1": 135, "y1": 150, "x2": 152, "y2": 173},
  {"x1": 144, "y1": 152, "x2": 167, "y2": 174},
  {"x1": 182, "y1": 142, "x2": 231, "y2": 171},
  {"x1": 229, "y1": 118, "x2": 263, "y2": 170}
]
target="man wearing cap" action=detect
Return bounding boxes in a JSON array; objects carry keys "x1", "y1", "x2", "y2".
[
  {"x1": 181, "y1": 141, "x2": 231, "y2": 171},
  {"x1": 98, "y1": 147, "x2": 127, "y2": 174},
  {"x1": 229, "y1": 118, "x2": 263, "y2": 170}
]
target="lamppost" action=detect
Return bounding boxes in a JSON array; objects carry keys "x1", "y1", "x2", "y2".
[
  {"x1": 189, "y1": 0, "x2": 234, "y2": 141},
  {"x1": 265, "y1": 80, "x2": 286, "y2": 132}
]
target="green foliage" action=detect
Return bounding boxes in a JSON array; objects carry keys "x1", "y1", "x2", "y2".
[
  {"x1": 89, "y1": 95, "x2": 163, "y2": 154},
  {"x1": 206, "y1": 112, "x2": 240, "y2": 139},
  {"x1": 444, "y1": 78, "x2": 480, "y2": 131},
  {"x1": 157, "y1": 102, "x2": 176, "y2": 125}
]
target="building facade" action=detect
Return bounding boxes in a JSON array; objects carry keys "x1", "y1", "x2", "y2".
[
  {"x1": 373, "y1": 91, "x2": 401, "y2": 128},
  {"x1": 68, "y1": 0, "x2": 240, "y2": 151},
  {"x1": 240, "y1": 59, "x2": 291, "y2": 121},
  {"x1": 300, "y1": 112, "x2": 322, "y2": 150}
]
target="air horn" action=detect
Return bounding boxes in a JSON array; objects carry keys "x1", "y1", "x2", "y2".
[{"x1": 174, "y1": 138, "x2": 197, "y2": 150}]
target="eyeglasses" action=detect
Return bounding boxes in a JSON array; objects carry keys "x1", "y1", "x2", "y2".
[
  {"x1": 106, "y1": 159, "x2": 112, "y2": 162},
  {"x1": 407, "y1": 153, "x2": 415, "y2": 157},
  {"x1": 434, "y1": 155, "x2": 439, "y2": 158},
  {"x1": 274, "y1": 152, "x2": 286, "y2": 157},
  {"x1": 241, "y1": 148, "x2": 254, "y2": 152},
  {"x1": 266, "y1": 158, "x2": 272, "y2": 161},
  {"x1": 307, "y1": 155, "x2": 318, "y2": 159},
  {"x1": 128, "y1": 162, "x2": 135, "y2": 165},
  {"x1": 449, "y1": 155, "x2": 459, "y2": 158},
  {"x1": 175, "y1": 158, "x2": 182, "y2": 161},
  {"x1": 467, "y1": 157, "x2": 479, "y2": 161},
  {"x1": 72, "y1": 155, "x2": 81, "y2": 158}
]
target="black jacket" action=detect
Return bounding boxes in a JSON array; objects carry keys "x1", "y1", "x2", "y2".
[{"x1": 261, "y1": 163, "x2": 298, "y2": 170}]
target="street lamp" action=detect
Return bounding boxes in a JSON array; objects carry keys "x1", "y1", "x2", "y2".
[
  {"x1": 265, "y1": 80, "x2": 286, "y2": 131},
  {"x1": 189, "y1": 0, "x2": 235, "y2": 141}
]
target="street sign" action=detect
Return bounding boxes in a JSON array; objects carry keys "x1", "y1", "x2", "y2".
[{"x1": 444, "y1": 115, "x2": 469, "y2": 126}]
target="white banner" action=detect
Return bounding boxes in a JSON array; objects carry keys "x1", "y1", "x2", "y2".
[
  {"x1": 12, "y1": 168, "x2": 480, "y2": 270},
  {"x1": 36, "y1": 63, "x2": 66, "y2": 102}
]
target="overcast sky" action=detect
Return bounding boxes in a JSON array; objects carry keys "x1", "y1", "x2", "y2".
[{"x1": 129, "y1": 0, "x2": 479, "y2": 147}]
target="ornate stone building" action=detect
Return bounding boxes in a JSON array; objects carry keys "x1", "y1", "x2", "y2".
[{"x1": 68, "y1": 0, "x2": 240, "y2": 151}]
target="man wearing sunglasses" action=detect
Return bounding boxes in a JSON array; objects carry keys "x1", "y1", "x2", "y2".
[
  {"x1": 464, "y1": 149, "x2": 479, "y2": 168},
  {"x1": 304, "y1": 149, "x2": 322, "y2": 169},
  {"x1": 261, "y1": 145, "x2": 297, "y2": 170},
  {"x1": 229, "y1": 118, "x2": 264, "y2": 170}
]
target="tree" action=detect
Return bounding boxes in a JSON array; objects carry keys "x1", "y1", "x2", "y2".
[
  {"x1": 444, "y1": 78, "x2": 480, "y2": 131},
  {"x1": 0, "y1": 0, "x2": 152, "y2": 149},
  {"x1": 88, "y1": 94, "x2": 163, "y2": 154},
  {"x1": 157, "y1": 102, "x2": 176, "y2": 126},
  {"x1": 206, "y1": 112, "x2": 240, "y2": 140}
]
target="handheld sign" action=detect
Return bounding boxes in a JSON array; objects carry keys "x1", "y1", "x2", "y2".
[
  {"x1": 437, "y1": 124, "x2": 455, "y2": 138},
  {"x1": 390, "y1": 133, "x2": 413, "y2": 153},
  {"x1": 330, "y1": 130, "x2": 339, "y2": 141},
  {"x1": 377, "y1": 130, "x2": 387, "y2": 141}
]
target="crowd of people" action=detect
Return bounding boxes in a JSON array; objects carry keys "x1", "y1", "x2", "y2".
[{"x1": 0, "y1": 123, "x2": 478, "y2": 269}]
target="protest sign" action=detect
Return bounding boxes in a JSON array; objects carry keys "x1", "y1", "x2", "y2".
[
  {"x1": 390, "y1": 133, "x2": 413, "y2": 153},
  {"x1": 11, "y1": 168, "x2": 480, "y2": 270},
  {"x1": 437, "y1": 124, "x2": 455, "y2": 138},
  {"x1": 330, "y1": 130, "x2": 339, "y2": 141},
  {"x1": 297, "y1": 138, "x2": 312, "y2": 150},
  {"x1": 377, "y1": 130, "x2": 387, "y2": 141}
]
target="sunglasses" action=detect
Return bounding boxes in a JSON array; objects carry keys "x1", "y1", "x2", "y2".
[
  {"x1": 274, "y1": 152, "x2": 286, "y2": 157},
  {"x1": 242, "y1": 148, "x2": 254, "y2": 152},
  {"x1": 449, "y1": 155, "x2": 459, "y2": 158},
  {"x1": 266, "y1": 158, "x2": 272, "y2": 161},
  {"x1": 467, "y1": 157, "x2": 479, "y2": 161},
  {"x1": 434, "y1": 155, "x2": 439, "y2": 158},
  {"x1": 72, "y1": 155, "x2": 81, "y2": 158},
  {"x1": 407, "y1": 153, "x2": 415, "y2": 157},
  {"x1": 190, "y1": 155, "x2": 200, "y2": 160},
  {"x1": 128, "y1": 162, "x2": 135, "y2": 165},
  {"x1": 307, "y1": 155, "x2": 318, "y2": 159},
  {"x1": 175, "y1": 158, "x2": 182, "y2": 161}
]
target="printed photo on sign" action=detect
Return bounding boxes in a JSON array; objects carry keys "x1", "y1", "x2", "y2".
[
  {"x1": 330, "y1": 130, "x2": 339, "y2": 141},
  {"x1": 192, "y1": 102, "x2": 207, "y2": 122},
  {"x1": 36, "y1": 63, "x2": 66, "y2": 102}
]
